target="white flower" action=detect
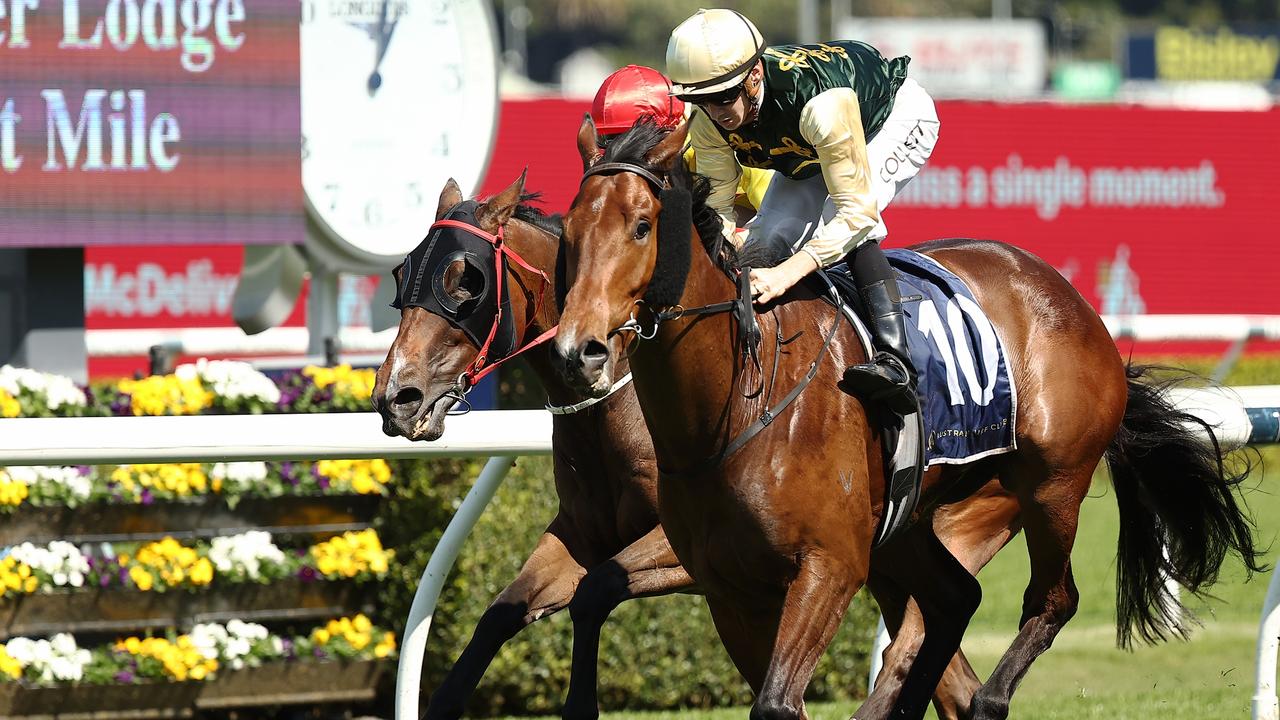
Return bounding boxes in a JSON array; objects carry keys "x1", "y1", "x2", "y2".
[
  {"x1": 226, "y1": 637, "x2": 250, "y2": 659},
  {"x1": 5, "y1": 638, "x2": 35, "y2": 663},
  {"x1": 2, "y1": 467, "x2": 93, "y2": 502},
  {"x1": 10, "y1": 541, "x2": 90, "y2": 581},
  {"x1": 31, "y1": 640, "x2": 53, "y2": 664},
  {"x1": 0, "y1": 365, "x2": 86, "y2": 409},
  {"x1": 179, "y1": 359, "x2": 281, "y2": 404},
  {"x1": 190, "y1": 623, "x2": 227, "y2": 660},
  {"x1": 211, "y1": 462, "x2": 268, "y2": 485},
  {"x1": 208, "y1": 531, "x2": 285, "y2": 579},
  {"x1": 6, "y1": 634, "x2": 93, "y2": 683},
  {"x1": 68, "y1": 571, "x2": 84, "y2": 588}
]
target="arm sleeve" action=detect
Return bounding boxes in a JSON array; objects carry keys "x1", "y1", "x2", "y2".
[
  {"x1": 687, "y1": 108, "x2": 741, "y2": 239},
  {"x1": 798, "y1": 88, "x2": 881, "y2": 267}
]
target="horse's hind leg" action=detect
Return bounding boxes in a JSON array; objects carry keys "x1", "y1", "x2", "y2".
[
  {"x1": 425, "y1": 526, "x2": 586, "y2": 720},
  {"x1": 855, "y1": 527, "x2": 981, "y2": 720},
  {"x1": 749, "y1": 553, "x2": 863, "y2": 720},
  {"x1": 561, "y1": 525, "x2": 695, "y2": 720},
  {"x1": 867, "y1": 574, "x2": 982, "y2": 720},
  {"x1": 969, "y1": 461, "x2": 1091, "y2": 720}
]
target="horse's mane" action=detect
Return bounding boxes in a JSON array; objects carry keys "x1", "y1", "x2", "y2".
[{"x1": 512, "y1": 192, "x2": 563, "y2": 239}]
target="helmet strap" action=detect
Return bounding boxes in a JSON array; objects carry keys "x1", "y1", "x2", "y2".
[{"x1": 742, "y1": 66, "x2": 764, "y2": 125}]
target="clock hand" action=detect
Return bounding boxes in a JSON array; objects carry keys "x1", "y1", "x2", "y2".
[{"x1": 367, "y1": 0, "x2": 399, "y2": 95}]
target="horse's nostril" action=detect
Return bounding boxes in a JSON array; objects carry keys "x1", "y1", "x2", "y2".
[
  {"x1": 582, "y1": 339, "x2": 608, "y2": 363},
  {"x1": 393, "y1": 386, "x2": 424, "y2": 409}
]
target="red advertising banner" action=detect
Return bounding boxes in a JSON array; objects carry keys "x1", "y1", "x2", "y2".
[
  {"x1": 0, "y1": 0, "x2": 302, "y2": 247},
  {"x1": 479, "y1": 99, "x2": 1280, "y2": 317},
  {"x1": 86, "y1": 99, "x2": 1279, "y2": 375}
]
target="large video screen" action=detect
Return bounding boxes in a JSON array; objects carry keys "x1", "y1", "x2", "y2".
[{"x1": 0, "y1": 0, "x2": 301, "y2": 247}]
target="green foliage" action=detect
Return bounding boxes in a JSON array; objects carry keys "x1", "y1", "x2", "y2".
[{"x1": 376, "y1": 455, "x2": 880, "y2": 716}]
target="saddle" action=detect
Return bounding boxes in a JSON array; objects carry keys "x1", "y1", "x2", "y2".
[{"x1": 815, "y1": 250, "x2": 1017, "y2": 546}]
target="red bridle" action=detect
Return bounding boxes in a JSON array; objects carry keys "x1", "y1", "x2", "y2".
[{"x1": 429, "y1": 218, "x2": 558, "y2": 389}]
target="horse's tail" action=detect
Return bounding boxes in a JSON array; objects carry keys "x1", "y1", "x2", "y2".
[{"x1": 1105, "y1": 363, "x2": 1265, "y2": 648}]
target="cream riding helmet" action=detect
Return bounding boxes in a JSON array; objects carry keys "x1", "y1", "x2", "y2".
[{"x1": 666, "y1": 9, "x2": 765, "y2": 104}]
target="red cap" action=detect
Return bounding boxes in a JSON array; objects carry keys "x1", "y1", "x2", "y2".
[{"x1": 591, "y1": 65, "x2": 686, "y2": 136}]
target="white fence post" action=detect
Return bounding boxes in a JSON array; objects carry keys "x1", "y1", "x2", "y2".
[
  {"x1": 1255, "y1": 566, "x2": 1280, "y2": 720},
  {"x1": 868, "y1": 615, "x2": 890, "y2": 692},
  {"x1": 395, "y1": 455, "x2": 516, "y2": 720}
]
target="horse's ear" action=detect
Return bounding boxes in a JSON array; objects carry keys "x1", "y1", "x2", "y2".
[
  {"x1": 577, "y1": 113, "x2": 602, "y2": 171},
  {"x1": 436, "y1": 178, "x2": 464, "y2": 220},
  {"x1": 645, "y1": 123, "x2": 689, "y2": 172},
  {"x1": 475, "y1": 169, "x2": 526, "y2": 231}
]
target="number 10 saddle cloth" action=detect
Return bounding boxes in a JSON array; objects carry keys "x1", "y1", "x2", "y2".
[{"x1": 824, "y1": 248, "x2": 1017, "y2": 545}]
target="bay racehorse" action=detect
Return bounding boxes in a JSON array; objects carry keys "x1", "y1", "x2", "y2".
[
  {"x1": 373, "y1": 174, "x2": 1027, "y2": 719},
  {"x1": 551, "y1": 119, "x2": 1261, "y2": 720}
]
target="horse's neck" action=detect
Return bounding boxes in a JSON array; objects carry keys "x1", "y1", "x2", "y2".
[{"x1": 630, "y1": 237, "x2": 739, "y2": 466}]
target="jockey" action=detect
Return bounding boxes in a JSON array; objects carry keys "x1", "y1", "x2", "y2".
[
  {"x1": 590, "y1": 64, "x2": 773, "y2": 224},
  {"x1": 666, "y1": 8, "x2": 939, "y2": 419}
]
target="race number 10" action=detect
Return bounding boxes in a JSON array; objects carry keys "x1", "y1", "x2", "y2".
[{"x1": 914, "y1": 296, "x2": 1000, "y2": 407}]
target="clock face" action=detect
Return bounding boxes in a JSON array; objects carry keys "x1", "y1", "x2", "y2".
[{"x1": 301, "y1": 0, "x2": 499, "y2": 265}]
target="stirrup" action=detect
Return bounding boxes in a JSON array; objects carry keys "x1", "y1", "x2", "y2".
[{"x1": 840, "y1": 355, "x2": 917, "y2": 416}]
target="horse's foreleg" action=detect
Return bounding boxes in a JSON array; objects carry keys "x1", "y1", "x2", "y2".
[
  {"x1": 968, "y1": 465, "x2": 1088, "y2": 720},
  {"x1": 424, "y1": 528, "x2": 586, "y2": 720},
  {"x1": 561, "y1": 525, "x2": 695, "y2": 720},
  {"x1": 751, "y1": 553, "x2": 862, "y2": 720}
]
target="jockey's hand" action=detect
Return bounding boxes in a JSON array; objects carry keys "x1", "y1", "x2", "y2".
[{"x1": 749, "y1": 251, "x2": 819, "y2": 305}]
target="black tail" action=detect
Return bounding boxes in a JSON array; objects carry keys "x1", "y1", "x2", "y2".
[{"x1": 1106, "y1": 364, "x2": 1265, "y2": 648}]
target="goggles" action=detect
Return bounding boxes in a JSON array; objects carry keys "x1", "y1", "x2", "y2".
[{"x1": 675, "y1": 79, "x2": 746, "y2": 107}]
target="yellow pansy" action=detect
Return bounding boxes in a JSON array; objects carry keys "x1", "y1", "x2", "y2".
[
  {"x1": 0, "y1": 389, "x2": 20, "y2": 418},
  {"x1": 129, "y1": 565, "x2": 154, "y2": 591}
]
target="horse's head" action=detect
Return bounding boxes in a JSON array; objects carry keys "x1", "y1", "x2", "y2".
[
  {"x1": 373, "y1": 173, "x2": 536, "y2": 441},
  {"x1": 553, "y1": 117, "x2": 692, "y2": 396}
]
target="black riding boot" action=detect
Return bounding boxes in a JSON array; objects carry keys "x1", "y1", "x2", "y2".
[{"x1": 840, "y1": 242, "x2": 918, "y2": 416}]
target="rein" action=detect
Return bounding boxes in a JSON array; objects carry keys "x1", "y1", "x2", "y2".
[
  {"x1": 429, "y1": 218, "x2": 558, "y2": 391},
  {"x1": 583, "y1": 159, "x2": 844, "y2": 475}
]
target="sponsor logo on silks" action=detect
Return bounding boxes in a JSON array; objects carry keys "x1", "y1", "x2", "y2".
[
  {"x1": 766, "y1": 44, "x2": 850, "y2": 71},
  {"x1": 769, "y1": 136, "x2": 821, "y2": 173}
]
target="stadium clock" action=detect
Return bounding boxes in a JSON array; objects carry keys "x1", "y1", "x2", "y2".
[{"x1": 300, "y1": 0, "x2": 500, "y2": 272}]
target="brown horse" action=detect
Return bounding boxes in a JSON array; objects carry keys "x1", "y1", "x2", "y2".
[
  {"x1": 372, "y1": 175, "x2": 1024, "y2": 720},
  {"x1": 372, "y1": 174, "x2": 692, "y2": 720},
  {"x1": 551, "y1": 119, "x2": 1261, "y2": 720}
]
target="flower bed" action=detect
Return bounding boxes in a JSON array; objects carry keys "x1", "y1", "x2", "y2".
[
  {"x1": 0, "y1": 494, "x2": 381, "y2": 546},
  {"x1": 0, "y1": 360, "x2": 399, "y2": 714},
  {"x1": 0, "y1": 616, "x2": 395, "y2": 685},
  {"x1": 0, "y1": 361, "x2": 377, "y2": 419},
  {"x1": 0, "y1": 458, "x2": 393, "y2": 513},
  {"x1": 0, "y1": 617, "x2": 394, "y2": 716},
  {"x1": 0, "y1": 579, "x2": 366, "y2": 639},
  {"x1": 0, "y1": 529, "x2": 392, "y2": 599}
]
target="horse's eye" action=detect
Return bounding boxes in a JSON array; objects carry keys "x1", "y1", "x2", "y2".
[{"x1": 634, "y1": 220, "x2": 651, "y2": 240}]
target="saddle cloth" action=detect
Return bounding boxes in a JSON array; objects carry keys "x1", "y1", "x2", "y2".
[{"x1": 826, "y1": 249, "x2": 1017, "y2": 467}]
